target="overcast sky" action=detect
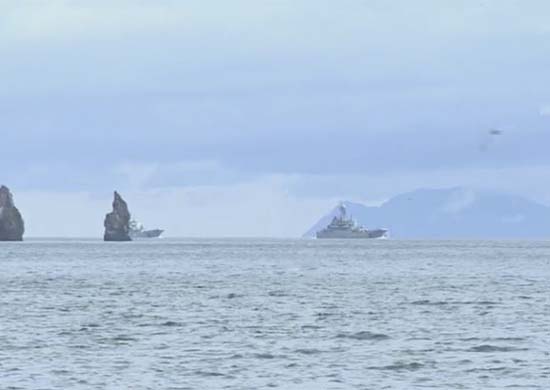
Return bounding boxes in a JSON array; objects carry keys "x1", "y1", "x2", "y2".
[{"x1": 2, "y1": 0, "x2": 550, "y2": 237}]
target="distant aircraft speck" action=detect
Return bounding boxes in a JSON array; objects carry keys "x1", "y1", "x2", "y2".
[{"x1": 480, "y1": 128, "x2": 504, "y2": 151}]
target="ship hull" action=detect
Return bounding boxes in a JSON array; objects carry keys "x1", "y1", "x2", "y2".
[
  {"x1": 129, "y1": 229, "x2": 164, "y2": 239},
  {"x1": 316, "y1": 229, "x2": 388, "y2": 239}
]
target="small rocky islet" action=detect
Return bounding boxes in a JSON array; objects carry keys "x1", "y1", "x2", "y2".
[
  {"x1": 0, "y1": 185, "x2": 25, "y2": 241},
  {"x1": 0, "y1": 187, "x2": 144, "y2": 242},
  {"x1": 103, "y1": 191, "x2": 132, "y2": 242}
]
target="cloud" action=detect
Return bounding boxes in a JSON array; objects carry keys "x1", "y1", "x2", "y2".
[
  {"x1": 3, "y1": 0, "x2": 549, "y2": 49},
  {"x1": 112, "y1": 160, "x2": 251, "y2": 189},
  {"x1": 501, "y1": 214, "x2": 525, "y2": 223},
  {"x1": 16, "y1": 191, "x2": 105, "y2": 237},
  {"x1": 540, "y1": 104, "x2": 550, "y2": 116},
  {"x1": 0, "y1": 2, "x2": 184, "y2": 44},
  {"x1": 2, "y1": 0, "x2": 550, "y2": 214},
  {"x1": 114, "y1": 162, "x2": 160, "y2": 189},
  {"x1": 287, "y1": 164, "x2": 550, "y2": 206}
]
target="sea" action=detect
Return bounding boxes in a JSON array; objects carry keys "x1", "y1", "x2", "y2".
[{"x1": 1, "y1": 239, "x2": 549, "y2": 389}]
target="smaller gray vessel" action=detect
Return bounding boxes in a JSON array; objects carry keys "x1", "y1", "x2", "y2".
[
  {"x1": 316, "y1": 204, "x2": 388, "y2": 239},
  {"x1": 129, "y1": 220, "x2": 164, "y2": 239}
]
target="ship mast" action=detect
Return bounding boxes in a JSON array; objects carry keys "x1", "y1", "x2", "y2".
[{"x1": 338, "y1": 202, "x2": 347, "y2": 220}]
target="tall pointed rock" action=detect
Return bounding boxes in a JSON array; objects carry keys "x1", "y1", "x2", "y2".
[
  {"x1": 104, "y1": 191, "x2": 132, "y2": 241},
  {"x1": 0, "y1": 185, "x2": 25, "y2": 241}
]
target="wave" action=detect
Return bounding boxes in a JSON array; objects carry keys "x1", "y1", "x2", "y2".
[
  {"x1": 336, "y1": 331, "x2": 390, "y2": 341},
  {"x1": 468, "y1": 345, "x2": 528, "y2": 353}
]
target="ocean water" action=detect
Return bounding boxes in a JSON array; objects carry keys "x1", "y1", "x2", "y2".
[{"x1": 1, "y1": 239, "x2": 549, "y2": 389}]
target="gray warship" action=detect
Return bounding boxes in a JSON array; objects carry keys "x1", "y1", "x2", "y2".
[
  {"x1": 129, "y1": 220, "x2": 164, "y2": 239},
  {"x1": 316, "y1": 204, "x2": 388, "y2": 239}
]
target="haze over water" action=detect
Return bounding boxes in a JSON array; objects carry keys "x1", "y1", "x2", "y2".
[{"x1": 1, "y1": 239, "x2": 549, "y2": 389}]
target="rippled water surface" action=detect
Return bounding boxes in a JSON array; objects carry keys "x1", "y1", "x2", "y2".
[{"x1": 1, "y1": 239, "x2": 549, "y2": 389}]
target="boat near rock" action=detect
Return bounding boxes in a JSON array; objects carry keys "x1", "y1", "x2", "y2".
[
  {"x1": 316, "y1": 203, "x2": 388, "y2": 239},
  {"x1": 129, "y1": 220, "x2": 164, "y2": 239}
]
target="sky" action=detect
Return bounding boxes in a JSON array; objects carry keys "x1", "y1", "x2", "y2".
[{"x1": 1, "y1": 0, "x2": 550, "y2": 237}]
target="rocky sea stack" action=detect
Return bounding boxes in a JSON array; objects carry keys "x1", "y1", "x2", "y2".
[
  {"x1": 0, "y1": 185, "x2": 25, "y2": 241},
  {"x1": 104, "y1": 191, "x2": 132, "y2": 241}
]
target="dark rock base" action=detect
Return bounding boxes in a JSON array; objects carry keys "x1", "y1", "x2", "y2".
[{"x1": 104, "y1": 233, "x2": 132, "y2": 242}]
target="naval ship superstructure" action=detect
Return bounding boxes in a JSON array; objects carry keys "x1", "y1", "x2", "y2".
[{"x1": 316, "y1": 204, "x2": 388, "y2": 239}]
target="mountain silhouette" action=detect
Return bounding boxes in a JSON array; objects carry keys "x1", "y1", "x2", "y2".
[{"x1": 304, "y1": 188, "x2": 550, "y2": 239}]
